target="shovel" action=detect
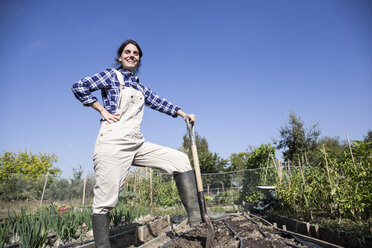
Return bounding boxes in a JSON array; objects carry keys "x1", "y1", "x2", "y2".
[{"x1": 186, "y1": 115, "x2": 215, "y2": 248}]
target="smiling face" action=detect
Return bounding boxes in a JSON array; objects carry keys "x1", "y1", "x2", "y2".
[{"x1": 118, "y1": 43, "x2": 140, "y2": 73}]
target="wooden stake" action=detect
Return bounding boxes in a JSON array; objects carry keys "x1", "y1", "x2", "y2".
[
  {"x1": 126, "y1": 177, "x2": 129, "y2": 191},
  {"x1": 40, "y1": 172, "x2": 49, "y2": 206},
  {"x1": 282, "y1": 225, "x2": 287, "y2": 231},
  {"x1": 297, "y1": 156, "x2": 306, "y2": 185},
  {"x1": 284, "y1": 162, "x2": 291, "y2": 188},
  {"x1": 263, "y1": 152, "x2": 271, "y2": 185},
  {"x1": 306, "y1": 222, "x2": 311, "y2": 236},
  {"x1": 270, "y1": 153, "x2": 276, "y2": 168},
  {"x1": 304, "y1": 151, "x2": 309, "y2": 166},
  {"x1": 315, "y1": 224, "x2": 320, "y2": 239},
  {"x1": 322, "y1": 144, "x2": 332, "y2": 187},
  {"x1": 287, "y1": 161, "x2": 292, "y2": 177},
  {"x1": 277, "y1": 159, "x2": 282, "y2": 184},
  {"x1": 134, "y1": 169, "x2": 137, "y2": 191},
  {"x1": 301, "y1": 156, "x2": 305, "y2": 168},
  {"x1": 82, "y1": 175, "x2": 87, "y2": 205},
  {"x1": 346, "y1": 132, "x2": 357, "y2": 170},
  {"x1": 149, "y1": 168, "x2": 153, "y2": 208},
  {"x1": 133, "y1": 169, "x2": 137, "y2": 205}
]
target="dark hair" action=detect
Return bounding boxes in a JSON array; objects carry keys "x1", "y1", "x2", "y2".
[{"x1": 115, "y1": 40, "x2": 143, "y2": 72}]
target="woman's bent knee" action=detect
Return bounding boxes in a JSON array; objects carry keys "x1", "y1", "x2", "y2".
[{"x1": 178, "y1": 151, "x2": 192, "y2": 172}]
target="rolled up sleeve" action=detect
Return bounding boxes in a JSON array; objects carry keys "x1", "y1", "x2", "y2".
[
  {"x1": 72, "y1": 69, "x2": 114, "y2": 106},
  {"x1": 141, "y1": 84, "x2": 181, "y2": 117}
]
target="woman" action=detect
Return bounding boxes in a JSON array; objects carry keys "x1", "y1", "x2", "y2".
[{"x1": 72, "y1": 40, "x2": 202, "y2": 247}]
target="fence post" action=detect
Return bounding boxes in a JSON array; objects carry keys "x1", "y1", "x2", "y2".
[
  {"x1": 346, "y1": 132, "x2": 357, "y2": 170},
  {"x1": 277, "y1": 159, "x2": 282, "y2": 184},
  {"x1": 149, "y1": 168, "x2": 153, "y2": 207},
  {"x1": 82, "y1": 175, "x2": 87, "y2": 205},
  {"x1": 40, "y1": 171, "x2": 49, "y2": 206},
  {"x1": 132, "y1": 169, "x2": 139, "y2": 205}
]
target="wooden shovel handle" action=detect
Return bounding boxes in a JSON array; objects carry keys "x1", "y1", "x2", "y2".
[{"x1": 186, "y1": 115, "x2": 204, "y2": 193}]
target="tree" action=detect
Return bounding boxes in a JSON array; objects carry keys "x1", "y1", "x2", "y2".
[
  {"x1": 70, "y1": 165, "x2": 84, "y2": 199},
  {"x1": 0, "y1": 150, "x2": 61, "y2": 180},
  {"x1": 274, "y1": 111, "x2": 320, "y2": 164},
  {"x1": 228, "y1": 144, "x2": 276, "y2": 171},
  {"x1": 363, "y1": 129, "x2": 372, "y2": 143},
  {"x1": 228, "y1": 152, "x2": 250, "y2": 171},
  {"x1": 180, "y1": 132, "x2": 227, "y2": 173},
  {"x1": 0, "y1": 151, "x2": 61, "y2": 201},
  {"x1": 239, "y1": 144, "x2": 276, "y2": 202},
  {"x1": 307, "y1": 136, "x2": 346, "y2": 165}
]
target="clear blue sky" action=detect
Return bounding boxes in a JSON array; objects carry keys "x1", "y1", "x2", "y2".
[{"x1": 1, "y1": 0, "x2": 371, "y2": 177}]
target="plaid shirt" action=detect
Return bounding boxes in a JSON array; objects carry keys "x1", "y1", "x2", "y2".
[{"x1": 72, "y1": 68, "x2": 180, "y2": 117}]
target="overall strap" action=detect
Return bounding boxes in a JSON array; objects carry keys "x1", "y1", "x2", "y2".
[
  {"x1": 113, "y1": 69, "x2": 125, "y2": 85},
  {"x1": 113, "y1": 69, "x2": 125, "y2": 111}
]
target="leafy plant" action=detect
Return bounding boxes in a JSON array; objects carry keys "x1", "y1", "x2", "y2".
[
  {"x1": 17, "y1": 208, "x2": 51, "y2": 248},
  {"x1": 0, "y1": 218, "x2": 10, "y2": 247},
  {"x1": 275, "y1": 138, "x2": 372, "y2": 231},
  {"x1": 214, "y1": 190, "x2": 239, "y2": 205},
  {"x1": 110, "y1": 206, "x2": 125, "y2": 226},
  {"x1": 204, "y1": 194, "x2": 214, "y2": 203},
  {"x1": 50, "y1": 206, "x2": 81, "y2": 242}
]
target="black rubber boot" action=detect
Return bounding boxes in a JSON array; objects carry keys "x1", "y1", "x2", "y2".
[
  {"x1": 92, "y1": 214, "x2": 111, "y2": 248},
  {"x1": 174, "y1": 170, "x2": 203, "y2": 227}
]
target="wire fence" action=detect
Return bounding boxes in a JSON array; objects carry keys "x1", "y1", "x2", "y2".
[{"x1": 0, "y1": 165, "x2": 300, "y2": 215}]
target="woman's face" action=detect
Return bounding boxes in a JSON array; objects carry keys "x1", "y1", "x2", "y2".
[{"x1": 118, "y1": 43, "x2": 140, "y2": 73}]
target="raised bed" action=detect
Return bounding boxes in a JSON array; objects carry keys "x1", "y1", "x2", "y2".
[
  {"x1": 265, "y1": 212, "x2": 372, "y2": 248},
  {"x1": 143, "y1": 213, "x2": 369, "y2": 248},
  {"x1": 74, "y1": 215, "x2": 173, "y2": 248},
  {"x1": 42, "y1": 210, "x2": 370, "y2": 247},
  {"x1": 160, "y1": 213, "x2": 319, "y2": 248}
]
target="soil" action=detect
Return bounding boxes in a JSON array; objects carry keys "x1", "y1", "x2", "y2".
[
  {"x1": 7, "y1": 213, "x2": 318, "y2": 247},
  {"x1": 162, "y1": 214, "x2": 308, "y2": 248}
]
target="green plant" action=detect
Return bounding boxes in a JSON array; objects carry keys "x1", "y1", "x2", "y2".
[
  {"x1": 239, "y1": 144, "x2": 276, "y2": 202},
  {"x1": 119, "y1": 190, "x2": 137, "y2": 204},
  {"x1": 0, "y1": 218, "x2": 10, "y2": 247},
  {"x1": 275, "y1": 139, "x2": 371, "y2": 228},
  {"x1": 110, "y1": 206, "x2": 125, "y2": 226},
  {"x1": 51, "y1": 206, "x2": 81, "y2": 242},
  {"x1": 136, "y1": 174, "x2": 181, "y2": 207},
  {"x1": 245, "y1": 191, "x2": 262, "y2": 203},
  {"x1": 214, "y1": 190, "x2": 239, "y2": 205},
  {"x1": 204, "y1": 194, "x2": 214, "y2": 203},
  {"x1": 80, "y1": 207, "x2": 93, "y2": 230},
  {"x1": 17, "y1": 208, "x2": 51, "y2": 248}
]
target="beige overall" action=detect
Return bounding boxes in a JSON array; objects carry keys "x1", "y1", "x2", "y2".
[{"x1": 92, "y1": 70, "x2": 191, "y2": 214}]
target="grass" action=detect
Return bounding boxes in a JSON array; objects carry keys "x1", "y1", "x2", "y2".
[
  {"x1": 0, "y1": 198, "x2": 93, "y2": 217},
  {"x1": 151, "y1": 204, "x2": 186, "y2": 217}
]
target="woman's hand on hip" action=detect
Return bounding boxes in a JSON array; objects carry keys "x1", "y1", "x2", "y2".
[
  {"x1": 100, "y1": 109, "x2": 120, "y2": 124},
  {"x1": 90, "y1": 101, "x2": 120, "y2": 124}
]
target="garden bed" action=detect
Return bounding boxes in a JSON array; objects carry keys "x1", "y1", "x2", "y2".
[
  {"x1": 161, "y1": 213, "x2": 317, "y2": 248},
  {"x1": 264, "y1": 212, "x2": 372, "y2": 248}
]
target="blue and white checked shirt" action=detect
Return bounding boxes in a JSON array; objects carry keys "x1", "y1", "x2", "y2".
[{"x1": 72, "y1": 68, "x2": 180, "y2": 117}]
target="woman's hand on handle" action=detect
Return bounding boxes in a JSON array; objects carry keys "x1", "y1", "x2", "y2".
[
  {"x1": 177, "y1": 109, "x2": 196, "y2": 124},
  {"x1": 90, "y1": 102, "x2": 120, "y2": 124}
]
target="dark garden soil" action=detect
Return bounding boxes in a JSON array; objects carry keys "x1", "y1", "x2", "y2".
[{"x1": 162, "y1": 214, "x2": 308, "y2": 248}]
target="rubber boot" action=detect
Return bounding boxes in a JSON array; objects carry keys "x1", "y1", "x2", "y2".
[
  {"x1": 175, "y1": 170, "x2": 227, "y2": 227},
  {"x1": 92, "y1": 214, "x2": 111, "y2": 248},
  {"x1": 174, "y1": 170, "x2": 202, "y2": 227}
]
